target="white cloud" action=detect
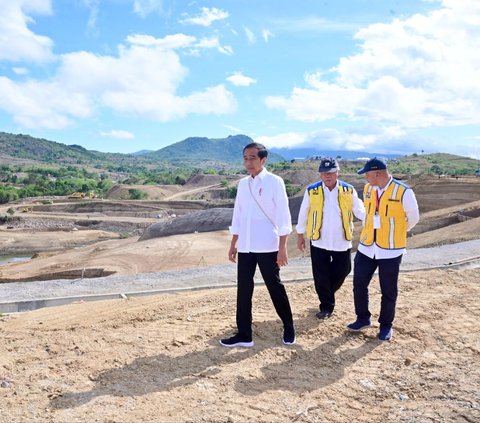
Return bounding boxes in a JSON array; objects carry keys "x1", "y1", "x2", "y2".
[
  {"x1": 226, "y1": 72, "x2": 257, "y2": 87},
  {"x1": 256, "y1": 127, "x2": 416, "y2": 155},
  {"x1": 180, "y1": 7, "x2": 229, "y2": 27},
  {"x1": 12, "y1": 67, "x2": 29, "y2": 75},
  {"x1": 196, "y1": 37, "x2": 234, "y2": 55},
  {"x1": 0, "y1": 33, "x2": 238, "y2": 128},
  {"x1": 133, "y1": 0, "x2": 164, "y2": 18},
  {"x1": 0, "y1": 76, "x2": 92, "y2": 129},
  {"x1": 83, "y1": 0, "x2": 99, "y2": 33},
  {"x1": 271, "y1": 17, "x2": 360, "y2": 33},
  {"x1": 244, "y1": 27, "x2": 256, "y2": 44},
  {"x1": 266, "y1": 0, "x2": 480, "y2": 132},
  {"x1": 262, "y1": 29, "x2": 274, "y2": 43},
  {"x1": 126, "y1": 33, "x2": 196, "y2": 49},
  {"x1": 257, "y1": 125, "x2": 480, "y2": 159},
  {"x1": 100, "y1": 130, "x2": 135, "y2": 139},
  {"x1": 223, "y1": 124, "x2": 243, "y2": 133},
  {"x1": 0, "y1": 0, "x2": 54, "y2": 63}
]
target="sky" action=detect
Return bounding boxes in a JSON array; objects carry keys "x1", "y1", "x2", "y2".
[{"x1": 0, "y1": 0, "x2": 479, "y2": 158}]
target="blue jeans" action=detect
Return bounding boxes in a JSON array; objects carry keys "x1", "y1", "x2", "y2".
[{"x1": 352, "y1": 251, "x2": 402, "y2": 329}]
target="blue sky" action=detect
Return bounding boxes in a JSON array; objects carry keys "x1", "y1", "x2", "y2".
[{"x1": 1, "y1": 0, "x2": 479, "y2": 158}]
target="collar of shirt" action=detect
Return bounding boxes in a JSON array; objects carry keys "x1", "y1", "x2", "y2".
[
  {"x1": 377, "y1": 176, "x2": 393, "y2": 195},
  {"x1": 249, "y1": 167, "x2": 267, "y2": 181},
  {"x1": 322, "y1": 181, "x2": 339, "y2": 195}
]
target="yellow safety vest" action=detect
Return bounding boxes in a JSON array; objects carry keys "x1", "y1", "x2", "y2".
[
  {"x1": 305, "y1": 181, "x2": 354, "y2": 241},
  {"x1": 359, "y1": 179, "x2": 409, "y2": 249}
]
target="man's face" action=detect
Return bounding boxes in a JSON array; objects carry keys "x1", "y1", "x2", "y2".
[
  {"x1": 320, "y1": 171, "x2": 338, "y2": 189},
  {"x1": 364, "y1": 170, "x2": 380, "y2": 185},
  {"x1": 243, "y1": 147, "x2": 266, "y2": 176}
]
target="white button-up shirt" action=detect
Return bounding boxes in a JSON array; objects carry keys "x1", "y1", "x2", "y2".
[
  {"x1": 229, "y1": 168, "x2": 292, "y2": 253},
  {"x1": 358, "y1": 177, "x2": 420, "y2": 259},
  {"x1": 296, "y1": 181, "x2": 366, "y2": 251}
]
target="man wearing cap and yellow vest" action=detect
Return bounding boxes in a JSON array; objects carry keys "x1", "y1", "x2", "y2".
[
  {"x1": 347, "y1": 157, "x2": 419, "y2": 341},
  {"x1": 297, "y1": 157, "x2": 365, "y2": 320}
]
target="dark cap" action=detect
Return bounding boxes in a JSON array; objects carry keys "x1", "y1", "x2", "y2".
[
  {"x1": 318, "y1": 157, "x2": 339, "y2": 173},
  {"x1": 357, "y1": 157, "x2": 387, "y2": 174}
]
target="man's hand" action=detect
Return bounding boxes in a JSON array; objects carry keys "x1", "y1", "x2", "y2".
[
  {"x1": 297, "y1": 234, "x2": 305, "y2": 252},
  {"x1": 228, "y1": 245, "x2": 237, "y2": 263},
  {"x1": 277, "y1": 246, "x2": 288, "y2": 267},
  {"x1": 228, "y1": 235, "x2": 238, "y2": 263}
]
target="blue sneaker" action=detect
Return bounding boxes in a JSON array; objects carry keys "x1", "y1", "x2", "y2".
[
  {"x1": 346, "y1": 318, "x2": 372, "y2": 332},
  {"x1": 378, "y1": 327, "x2": 393, "y2": 341}
]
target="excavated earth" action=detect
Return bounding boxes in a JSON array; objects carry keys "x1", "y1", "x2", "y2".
[{"x1": 0, "y1": 174, "x2": 479, "y2": 422}]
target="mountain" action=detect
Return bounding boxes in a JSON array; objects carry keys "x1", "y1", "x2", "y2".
[
  {"x1": 270, "y1": 147, "x2": 400, "y2": 161},
  {"x1": 0, "y1": 132, "x2": 143, "y2": 167},
  {"x1": 0, "y1": 132, "x2": 285, "y2": 169},
  {"x1": 1, "y1": 132, "x2": 478, "y2": 177},
  {"x1": 146, "y1": 134, "x2": 286, "y2": 165},
  {"x1": 130, "y1": 149, "x2": 154, "y2": 156}
]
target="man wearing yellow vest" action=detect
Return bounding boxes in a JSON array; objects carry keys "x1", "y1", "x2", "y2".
[
  {"x1": 347, "y1": 157, "x2": 419, "y2": 341},
  {"x1": 296, "y1": 157, "x2": 365, "y2": 320}
]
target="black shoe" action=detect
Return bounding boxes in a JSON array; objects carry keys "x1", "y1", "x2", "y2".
[
  {"x1": 316, "y1": 311, "x2": 332, "y2": 320},
  {"x1": 219, "y1": 334, "x2": 253, "y2": 348},
  {"x1": 283, "y1": 326, "x2": 296, "y2": 345}
]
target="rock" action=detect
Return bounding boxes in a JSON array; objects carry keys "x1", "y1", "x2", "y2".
[
  {"x1": 360, "y1": 379, "x2": 376, "y2": 390},
  {"x1": 139, "y1": 208, "x2": 233, "y2": 240}
]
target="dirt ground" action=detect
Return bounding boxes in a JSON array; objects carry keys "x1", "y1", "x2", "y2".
[
  {"x1": 0, "y1": 267, "x2": 478, "y2": 422},
  {"x1": 1, "y1": 210, "x2": 479, "y2": 281},
  {"x1": 0, "y1": 230, "x2": 234, "y2": 281},
  {"x1": 0, "y1": 174, "x2": 479, "y2": 422}
]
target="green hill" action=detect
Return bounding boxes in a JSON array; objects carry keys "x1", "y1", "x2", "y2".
[
  {"x1": 387, "y1": 153, "x2": 480, "y2": 176},
  {"x1": 0, "y1": 132, "x2": 285, "y2": 169},
  {"x1": 146, "y1": 134, "x2": 285, "y2": 165},
  {"x1": 0, "y1": 132, "x2": 138, "y2": 167},
  {"x1": 1, "y1": 131, "x2": 477, "y2": 176}
]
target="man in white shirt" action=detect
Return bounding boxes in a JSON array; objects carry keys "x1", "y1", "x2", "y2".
[
  {"x1": 220, "y1": 142, "x2": 295, "y2": 348},
  {"x1": 296, "y1": 157, "x2": 365, "y2": 320},
  {"x1": 347, "y1": 157, "x2": 420, "y2": 341}
]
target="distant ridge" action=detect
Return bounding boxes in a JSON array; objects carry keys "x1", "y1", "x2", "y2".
[
  {"x1": 0, "y1": 131, "x2": 137, "y2": 166},
  {"x1": 0, "y1": 132, "x2": 285, "y2": 168},
  {"x1": 270, "y1": 147, "x2": 399, "y2": 161},
  {"x1": 130, "y1": 149, "x2": 154, "y2": 156},
  {"x1": 2, "y1": 131, "x2": 477, "y2": 175},
  {"x1": 145, "y1": 134, "x2": 285, "y2": 165}
]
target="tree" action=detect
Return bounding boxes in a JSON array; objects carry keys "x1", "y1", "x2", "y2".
[
  {"x1": 0, "y1": 187, "x2": 19, "y2": 204},
  {"x1": 128, "y1": 188, "x2": 148, "y2": 200}
]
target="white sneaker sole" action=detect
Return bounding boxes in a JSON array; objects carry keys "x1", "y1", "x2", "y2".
[
  {"x1": 219, "y1": 340, "x2": 254, "y2": 348},
  {"x1": 282, "y1": 338, "x2": 296, "y2": 345}
]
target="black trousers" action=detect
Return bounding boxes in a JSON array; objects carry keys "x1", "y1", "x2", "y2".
[
  {"x1": 310, "y1": 245, "x2": 352, "y2": 313},
  {"x1": 352, "y1": 251, "x2": 402, "y2": 329},
  {"x1": 236, "y1": 252, "x2": 294, "y2": 338}
]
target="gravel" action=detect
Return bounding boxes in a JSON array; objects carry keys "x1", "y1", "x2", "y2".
[{"x1": 1, "y1": 239, "x2": 479, "y2": 313}]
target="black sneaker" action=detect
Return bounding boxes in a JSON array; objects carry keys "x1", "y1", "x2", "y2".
[
  {"x1": 283, "y1": 326, "x2": 296, "y2": 345},
  {"x1": 316, "y1": 311, "x2": 332, "y2": 320},
  {"x1": 219, "y1": 334, "x2": 253, "y2": 348}
]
